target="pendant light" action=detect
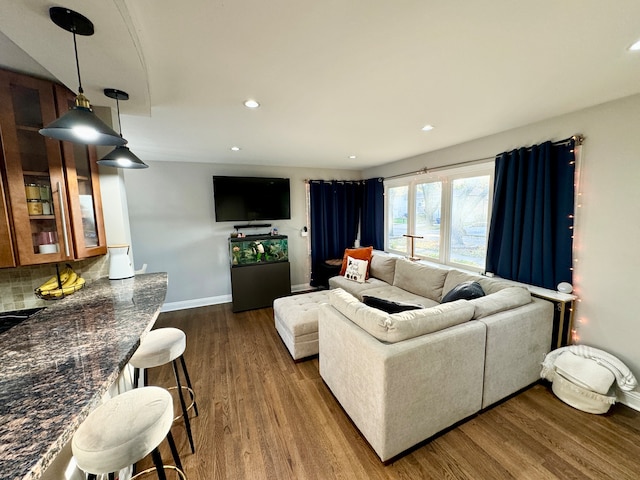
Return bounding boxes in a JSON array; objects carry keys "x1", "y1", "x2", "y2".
[
  {"x1": 97, "y1": 89, "x2": 149, "y2": 169},
  {"x1": 39, "y1": 7, "x2": 126, "y2": 146}
]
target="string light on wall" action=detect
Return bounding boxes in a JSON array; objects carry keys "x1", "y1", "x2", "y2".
[{"x1": 568, "y1": 134, "x2": 584, "y2": 343}]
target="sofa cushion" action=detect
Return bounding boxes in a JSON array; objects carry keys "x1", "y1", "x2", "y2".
[
  {"x1": 392, "y1": 259, "x2": 448, "y2": 302},
  {"x1": 443, "y1": 269, "x2": 514, "y2": 296},
  {"x1": 329, "y1": 288, "x2": 475, "y2": 343},
  {"x1": 469, "y1": 286, "x2": 531, "y2": 319},
  {"x1": 443, "y1": 269, "x2": 482, "y2": 297},
  {"x1": 441, "y1": 281, "x2": 485, "y2": 303},
  {"x1": 369, "y1": 254, "x2": 397, "y2": 284},
  {"x1": 339, "y1": 246, "x2": 373, "y2": 277},
  {"x1": 362, "y1": 295, "x2": 423, "y2": 314},
  {"x1": 344, "y1": 256, "x2": 368, "y2": 283},
  {"x1": 475, "y1": 277, "x2": 516, "y2": 295},
  {"x1": 329, "y1": 275, "x2": 388, "y2": 299},
  {"x1": 360, "y1": 285, "x2": 439, "y2": 308}
]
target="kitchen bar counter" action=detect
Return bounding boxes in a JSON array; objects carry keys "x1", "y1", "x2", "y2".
[{"x1": 0, "y1": 273, "x2": 168, "y2": 480}]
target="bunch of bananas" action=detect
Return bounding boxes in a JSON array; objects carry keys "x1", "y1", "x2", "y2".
[{"x1": 35, "y1": 265, "x2": 85, "y2": 299}]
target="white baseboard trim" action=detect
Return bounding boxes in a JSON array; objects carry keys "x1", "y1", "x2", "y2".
[
  {"x1": 618, "y1": 389, "x2": 640, "y2": 412},
  {"x1": 161, "y1": 294, "x2": 232, "y2": 312},
  {"x1": 291, "y1": 283, "x2": 312, "y2": 293},
  {"x1": 161, "y1": 285, "x2": 313, "y2": 313}
]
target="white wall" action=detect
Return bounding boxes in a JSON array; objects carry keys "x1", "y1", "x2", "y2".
[
  {"x1": 94, "y1": 108, "x2": 135, "y2": 271},
  {"x1": 364, "y1": 93, "x2": 640, "y2": 408},
  {"x1": 98, "y1": 167, "x2": 132, "y2": 246},
  {"x1": 123, "y1": 162, "x2": 360, "y2": 308}
]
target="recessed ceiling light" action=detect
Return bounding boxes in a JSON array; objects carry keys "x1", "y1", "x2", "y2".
[
  {"x1": 629, "y1": 39, "x2": 640, "y2": 51},
  {"x1": 230, "y1": 146, "x2": 241, "y2": 151},
  {"x1": 349, "y1": 155, "x2": 357, "y2": 159},
  {"x1": 421, "y1": 124, "x2": 435, "y2": 132},
  {"x1": 244, "y1": 99, "x2": 260, "y2": 108}
]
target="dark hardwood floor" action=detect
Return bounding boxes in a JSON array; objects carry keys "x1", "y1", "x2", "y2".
[{"x1": 139, "y1": 303, "x2": 640, "y2": 479}]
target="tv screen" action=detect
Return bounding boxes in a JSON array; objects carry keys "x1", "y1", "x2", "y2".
[{"x1": 213, "y1": 176, "x2": 291, "y2": 222}]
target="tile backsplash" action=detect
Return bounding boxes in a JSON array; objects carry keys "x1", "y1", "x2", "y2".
[{"x1": 0, "y1": 255, "x2": 109, "y2": 312}]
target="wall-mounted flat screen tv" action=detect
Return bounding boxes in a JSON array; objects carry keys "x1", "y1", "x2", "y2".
[{"x1": 212, "y1": 176, "x2": 291, "y2": 222}]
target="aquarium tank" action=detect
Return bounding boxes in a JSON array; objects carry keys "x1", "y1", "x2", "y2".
[{"x1": 229, "y1": 235, "x2": 288, "y2": 266}]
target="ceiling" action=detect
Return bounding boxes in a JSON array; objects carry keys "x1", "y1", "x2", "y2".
[{"x1": 1, "y1": 1, "x2": 640, "y2": 170}]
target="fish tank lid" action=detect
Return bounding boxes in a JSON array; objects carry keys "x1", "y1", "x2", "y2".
[{"x1": 230, "y1": 234, "x2": 288, "y2": 242}]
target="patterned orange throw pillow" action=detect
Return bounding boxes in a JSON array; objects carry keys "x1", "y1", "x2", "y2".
[{"x1": 339, "y1": 246, "x2": 373, "y2": 278}]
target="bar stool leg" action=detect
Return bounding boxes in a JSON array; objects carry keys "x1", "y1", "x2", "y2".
[
  {"x1": 132, "y1": 366, "x2": 149, "y2": 388},
  {"x1": 166, "y1": 431, "x2": 184, "y2": 473},
  {"x1": 151, "y1": 448, "x2": 167, "y2": 480},
  {"x1": 133, "y1": 367, "x2": 149, "y2": 388},
  {"x1": 133, "y1": 367, "x2": 140, "y2": 389},
  {"x1": 172, "y1": 359, "x2": 196, "y2": 453},
  {"x1": 179, "y1": 355, "x2": 199, "y2": 417}
]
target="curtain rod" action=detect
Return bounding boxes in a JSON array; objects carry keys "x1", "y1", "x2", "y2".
[
  {"x1": 383, "y1": 134, "x2": 584, "y2": 182},
  {"x1": 555, "y1": 134, "x2": 584, "y2": 147},
  {"x1": 496, "y1": 134, "x2": 585, "y2": 156},
  {"x1": 303, "y1": 178, "x2": 383, "y2": 183},
  {"x1": 304, "y1": 179, "x2": 364, "y2": 184},
  {"x1": 384, "y1": 156, "x2": 494, "y2": 181}
]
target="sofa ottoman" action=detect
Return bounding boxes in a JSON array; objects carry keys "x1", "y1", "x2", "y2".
[{"x1": 274, "y1": 290, "x2": 330, "y2": 360}]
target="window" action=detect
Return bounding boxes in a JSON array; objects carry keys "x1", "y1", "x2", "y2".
[
  {"x1": 414, "y1": 181, "x2": 442, "y2": 260},
  {"x1": 387, "y1": 185, "x2": 408, "y2": 253},
  {"x1": 384, "y1": 163, "x2": 493, "y2": 272}
]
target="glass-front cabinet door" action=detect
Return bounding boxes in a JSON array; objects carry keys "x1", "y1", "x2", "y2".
[
  {"x1": 0, "y1": 171, "x2": 16, "y2": 267},
  {"x1": 0, "y1": 70, "x2": 74, "y2": 265},
  {"x1": 55, "y1": 85, "x2": 107, "y2": 258}
]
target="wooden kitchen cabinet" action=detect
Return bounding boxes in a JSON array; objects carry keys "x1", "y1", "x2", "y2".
[
  {"x1": 53, "y1": 84, "x2": 107, "y2": 259},
  {"x1": 0, "y1": 69, "x2": 107, "y2": 266},
  {"x1": 0, "y1": 167, "x2": 16, "y2": 267}
]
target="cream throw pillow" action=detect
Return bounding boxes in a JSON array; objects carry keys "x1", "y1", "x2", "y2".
[{"x1": 344, "y1": 256, "x2": 368, "y2": 283}]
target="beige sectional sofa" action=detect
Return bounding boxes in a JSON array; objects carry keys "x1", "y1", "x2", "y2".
[{"x1": 321, "y1": 254, "x2": 554, "y2": 461}]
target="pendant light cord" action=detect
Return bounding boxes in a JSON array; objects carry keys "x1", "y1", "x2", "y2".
[
  {"x1": 115, "y1": 97, "x2": 123, "y2": 137},
  {"x1": 71, "y1": 28, "x2": 84, "y2": 94}
]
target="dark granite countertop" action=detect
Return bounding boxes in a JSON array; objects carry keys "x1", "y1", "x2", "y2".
[{"x1": 0, "y1": 273, "x2": 168, "y2": 480}]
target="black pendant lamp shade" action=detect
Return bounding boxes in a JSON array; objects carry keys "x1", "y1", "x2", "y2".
[
  {"x1": 39, "y1": 7, "x2": 126, "y2": 146},
  {"x1": 97, "y1": 89, "x2": 149, "y2": 169},
  {"x1": 97, "y1": 145, "x2": 148, "y2": 169}
]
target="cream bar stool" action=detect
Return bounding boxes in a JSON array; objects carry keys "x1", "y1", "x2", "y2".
[
  {"x1": 129, "y1": 327, "x2": 199, "y2": 453},
  {"x1": 72, "y1": 386, "x2": 186, "y2": 480}
]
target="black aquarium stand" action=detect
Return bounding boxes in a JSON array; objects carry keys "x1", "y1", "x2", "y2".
[
  {"x1": 230, "y1": 261, "x2": 291, "y2": 312},
  {"x1": 228, "y1": 234, "x2": 291, "y2": 312}
]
